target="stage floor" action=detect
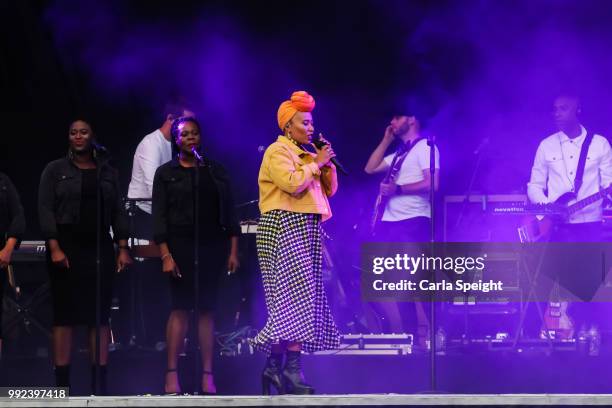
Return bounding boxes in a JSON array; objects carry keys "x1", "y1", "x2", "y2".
[{"x1": 2, "y1": 394, "x2": 612, "y2": 407}]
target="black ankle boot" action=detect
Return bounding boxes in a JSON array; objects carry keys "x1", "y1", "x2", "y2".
[
  {"x1": 91, "y1": 365, "x2": 108, "y2": 395},
  {"x1": 262, "y1": 353, "x2": 283, "y2": 395},
  {"x1": 282, "y1": 351, "x2": 314, "y2": 395},
  {"x1": 54, "y1": 365, "x2": 70, "y2": 388}
]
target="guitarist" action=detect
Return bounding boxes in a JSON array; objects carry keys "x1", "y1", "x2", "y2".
[
  {"x1": 0, "y1": 172, "x2": 26, "y2": 357},
  {"x1": 364, "y1": 113, "x2": 439, "y2": 340},
  {"x1": 365, "y1": 114, "x2": 439, "y2": 241},
  {"x1": 527, "y1": 93, "x2": 612, "y2": 335},
  {"x1": 527, "y1": 93, "x2": 612, "y2": 242}
]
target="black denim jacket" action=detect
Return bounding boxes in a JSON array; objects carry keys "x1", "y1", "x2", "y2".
[
  {"x1": 38, "y1": 157, "x2": 129, "y2": 241},
  {"x1": 0, "y1": 172, "x2": 26, "y2": 246},
  {"x1": 152, "y1": 158, "x2": 240, "y2": 244}
]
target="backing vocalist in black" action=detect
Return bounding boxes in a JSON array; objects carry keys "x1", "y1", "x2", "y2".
[
  {"x1": 152, "y1": 116, "x2": 240, "y2": 395},
  {"x1": 38, "y1": 118, "x2": 132, "y2": 394}
]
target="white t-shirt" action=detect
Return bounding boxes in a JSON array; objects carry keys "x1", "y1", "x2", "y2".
[
  {"x1": 527, "y1": 126, "x2": 612, "y2": 223},
  {"x1": 382, "y1": 139, "x2": 440, "y2": 221},
  {"x1": 127, "y1": 129, "x2": 172, "y2": 214}
]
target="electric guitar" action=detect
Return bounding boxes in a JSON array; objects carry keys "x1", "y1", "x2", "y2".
[
  {"x1": 518, "y1": 186, "x2": 612, "y2": 243},
  {"x1": 541, "y1": 280, "x2": 574, "y2": 340},
  {"x1": 369, "y1": 143, "x2": 416, "y2": 236}
]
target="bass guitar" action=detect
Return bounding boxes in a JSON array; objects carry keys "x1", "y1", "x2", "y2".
[{"x1": 518, "y1": 186, "x2": 612, "y2": 243}]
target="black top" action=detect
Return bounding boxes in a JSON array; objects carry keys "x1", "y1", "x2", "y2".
[
  {"x1": 165, "y1": 166, "x2": 224, "y2": 243},
  {"x1": 79, "y1": 169, "x2": 99, "y2": 237},
  {"x1": 38, "y1": 157, "x2": 128, "y2": 242},
  {"x1": 0, "y1": 172, "x2": 26, "y2": 246},
  {"x1": 152, "y1": 158, "x2": 240, "y2": 245},
  {"x1": 56, "y1": 168, "x2": 102, "y2": 243}
]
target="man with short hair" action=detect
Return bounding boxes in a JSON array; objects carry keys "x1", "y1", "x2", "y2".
[
  {"x1": 128, "y1": 102, "x2": 195, "y2": 235},
  {"x1": 528, "y1": 94, "x2": 612, "y2": 240},
  {"x1": 527, "y1": 93, "x2": 612, "y2": 338},
  {"x1": 364, "y1": 113, "x2": 439, "y2": 339},
  {"x1": 365, "y1": 113, "x2": 440, "y2": 241}
]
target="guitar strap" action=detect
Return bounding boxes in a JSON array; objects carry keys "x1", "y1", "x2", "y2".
[
  {"x1": 386, "y1": 137, "x2": 424, "y2": 182},
  {"x1": 573, "y1": 131, "x2": 594, "y2": 194}
]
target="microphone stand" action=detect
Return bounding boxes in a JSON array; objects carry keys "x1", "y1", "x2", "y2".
[
  {"x1": 452, "y1": 145, "x2": 486, "y2": 343},
  {"x1": 191, "y1": 148, "x2": 203, "y2": 395},
  {"x1": 453, "y1": 148, "x2": 486, "y2": 234},
  {"x1": 427, "y1": 133, "x2": 437, "y2": 392},
  {"x1": 94, "y1": 148, "x2": 110, "y2": 395}
]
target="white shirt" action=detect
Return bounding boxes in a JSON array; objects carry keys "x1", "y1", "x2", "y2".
[
  {"x1": 382, "y1": 139, "x2": 440, "y2": 221},
  {"x1": 127, "y1": 129, "x2": 172, "y2": 214},
  {"x1": 527, "y1": 126, "x2": 612, "y2": 223}
]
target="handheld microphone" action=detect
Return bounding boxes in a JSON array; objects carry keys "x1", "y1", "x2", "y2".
[{"x1": 312, "y1": 133, "x2": 348, "y2": 175}]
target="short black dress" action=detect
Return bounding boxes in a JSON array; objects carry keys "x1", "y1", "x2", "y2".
[
  {"x1": 47, "y1": 169, "x2": 116, "y2": 327},
  {"x1": 166, "y1": 166, "x2": 229, "y2": 312}
]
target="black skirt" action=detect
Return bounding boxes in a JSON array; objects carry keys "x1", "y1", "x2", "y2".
[
  {"x1": 166, "y1": 235, "x2": 229, "y2": 312},
  {"x1": 47, "y1": 231, "x2": 115, "y2": 327}
]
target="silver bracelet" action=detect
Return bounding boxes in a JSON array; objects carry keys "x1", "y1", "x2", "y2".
[{"x1": 161, "y1": 253, "x2": 172, "y2": 261}]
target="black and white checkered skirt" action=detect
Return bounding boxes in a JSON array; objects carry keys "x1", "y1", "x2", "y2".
[{"x1": 250, "y1": 210, "x2": 340, "y2": 355}]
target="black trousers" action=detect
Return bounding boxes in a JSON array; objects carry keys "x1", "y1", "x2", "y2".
[
  {"x1": 546, "y1": 221, "x2": 605, "y2": 328},
  {"x1": 375, "y1": 217, "x2": 432, "y2": 333},
  {"x1": 550, "y1": 221, "x2": 603, "y2": 243},
  {"x1": 122, "y1": 207, "x2": 169, "y2": 345},
  {"x1": 379, "y1": 216, "x2": 431, "y2": 242}
]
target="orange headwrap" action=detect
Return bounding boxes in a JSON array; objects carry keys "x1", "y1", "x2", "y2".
[{"x1": 277, "y1": 91, "x2": 316, "y2": 130}]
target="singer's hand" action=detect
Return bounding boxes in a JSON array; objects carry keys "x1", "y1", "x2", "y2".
[
  {"x1": 383, "y1": 125, "x2": 396, "y2": 144},
  {"x1": 314, "y1": 142, "x2": 336, "y2": 168}
]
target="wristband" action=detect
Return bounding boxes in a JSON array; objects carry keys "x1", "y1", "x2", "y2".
[
  {"x1": 161, "y1": 253, "x2": 172, "y2": 261},
  {"x1": 395, "y1": 185, "x2": 402, "y2": 195}
]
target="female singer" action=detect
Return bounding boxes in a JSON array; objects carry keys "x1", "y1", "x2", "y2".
[
  {"x1": 0, "y1": 172, "x2": 26, "y2": 357},
  {"x1": 152, "y1": 116, "x2": 240, "y2": 395},
  {"x1": 38, "y1": 119, "x2": 132, "y2": 393},
  {"x1": 251, "y1": 91, "x2": 340, "y2": 395}
]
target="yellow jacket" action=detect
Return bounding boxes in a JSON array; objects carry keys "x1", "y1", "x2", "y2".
[{"x1": 258, "y1": 136, "x2": 338, "y2": 221}]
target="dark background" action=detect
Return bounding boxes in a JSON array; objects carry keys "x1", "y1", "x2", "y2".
[{"x1": 3, "y1": 0, "x2": 612, "y2": 238}]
